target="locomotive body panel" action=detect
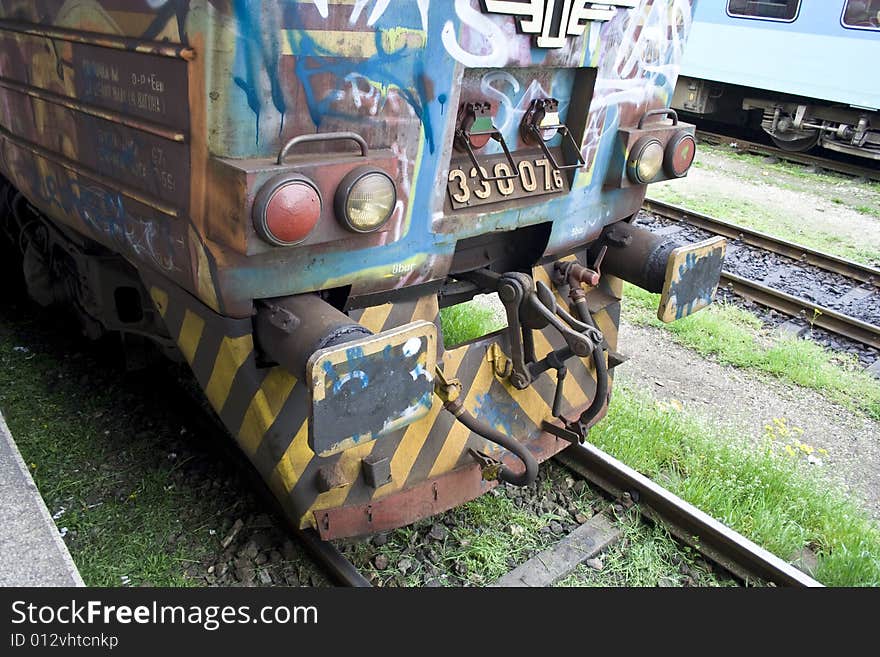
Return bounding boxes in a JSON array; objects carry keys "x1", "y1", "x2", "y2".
[{"x1": 0, "y1": 0, "x2": 695, "y2": 314}]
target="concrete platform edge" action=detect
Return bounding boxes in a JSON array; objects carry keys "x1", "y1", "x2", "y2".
[{"x1": 0, "y1": 410, "x2": 84, "y2": 587}]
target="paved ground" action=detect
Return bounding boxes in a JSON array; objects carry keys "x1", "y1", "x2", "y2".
[
  {"x1": 0, "y1": 411, "x2": 83, "y2": 586},
  {"x1": 616, "y1": 320, "x2": 880, "y2": 521}
]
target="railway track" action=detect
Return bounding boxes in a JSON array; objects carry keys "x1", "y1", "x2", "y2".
[
  {"x1": 161, "y1": 378, "x2": 825, "y2": 589},
  {"x1": 642, "y1": 198, "x2": 880, "y2": 353},
  {"x1": 696, "y1": 129, "x2": 880, "y2": 183},
  {"x1": 551, "y1": 441, "x2": 821, "y2": 587},
  {"x1": 317, "y1": 437, "x2": 822, "y2": 588}
]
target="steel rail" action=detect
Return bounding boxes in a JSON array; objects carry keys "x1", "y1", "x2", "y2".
[
  {"x1": 554, "y1": 442, "x2": 823, "y2": 587},
  {"x1": 293, "y1": 528, "x2": 372, "y2": 588},
  {"x1": 169, "y1": 379, "x2": 372, "y2": 587},
  {"x1": 644, "y1": 198, "x2": 880, "y2": 287},
  {"x1": 720, "y1": 271, "x2": 880, "y2": 350},
  {"x1": 696, "y1": 129, "x2": 880, "y2": 182}
]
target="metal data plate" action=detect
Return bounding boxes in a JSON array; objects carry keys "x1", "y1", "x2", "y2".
[
  {"x1": 657, "y1": 236, "x2": 727, "y2": 323},
  {"x1": 447, "y1": 150, "x2": 567, "y2": 210},
  {"x1": 307, "y1": 321, "x2": 438, "y2": 458}
]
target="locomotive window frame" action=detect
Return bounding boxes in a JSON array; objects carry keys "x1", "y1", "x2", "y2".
[
  {"x1": 726, "y1": 0, "x2": 802, "y2": 23},
  {"x1": 841, "y1": 0, "x2": 880, "y2": 31}
]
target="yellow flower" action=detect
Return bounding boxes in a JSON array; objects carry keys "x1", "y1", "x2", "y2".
[
  {"x1": 784, "y1": 445, "x2": 796, "y2": 457},
  {"x1": 818, "y1": 448, "x2": 829, "y2": 456}
]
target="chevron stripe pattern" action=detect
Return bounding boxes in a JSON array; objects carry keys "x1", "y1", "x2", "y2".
[{"x1": 142, "y1": 263, "x2": 622, "y2": 538}]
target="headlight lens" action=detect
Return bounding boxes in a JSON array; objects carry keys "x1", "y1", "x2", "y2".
[
  {"x1": 336, "y1": 168, "x2": 397, "y2": 233},
  {"x1": 627, "y1": 138, "x2": 664, "y2": 184},
  {"x1": 253, "y1": 175, "x2": 322, "y2": 247}
]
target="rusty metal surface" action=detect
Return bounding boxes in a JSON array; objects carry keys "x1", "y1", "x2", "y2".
[
  {"x1": 446, "y1": 148, "x2": 569, "y2": 211},
  {"x1": 0, "y1": 19, "x2": 193, "y2": 59},
  {"x1": 139, "y1": 262, "x2": 622, "y2": 537},
  {"x1": 314, "y1": 403, "x2": 591, "y2": 540},
  {"x1": 657, "y1": 236, "x2": 726, "y2": 322},
  {"x1": 0, "y1": 1, "x2": 702, "y2": 540},
  {"x1": 555, "y1": 442, "x2": 824, "y2": 587}
]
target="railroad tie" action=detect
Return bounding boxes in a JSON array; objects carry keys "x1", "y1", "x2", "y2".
[{"x1": 491, "y1": 513, "x2": 622, "y2": 587}]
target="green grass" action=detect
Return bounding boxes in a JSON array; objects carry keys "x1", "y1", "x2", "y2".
[
  {"x1": 558, "y1": 512, "x2": 736, "y2": 587},
  {"x1": 444, "y1": 294, "x2": 880, "y2": 586},
  {"x1": 623, "y1": 283, "x2": 880, "y2": 421},
  {"x1": 652, "y1": 141, "x2": 880, "y2": 266},
  {"x1": 0, "y1": 306, "x2": 319, "y2": 587},
  {"x1": 440, "y1": 296, "x2": 506, "y2": 348},
  {"x1": 354, "y1": 463, "x2": 731, "y2": 587},
  {"x1": 0, "y1": 355, "x2": 208, "y2": 586},
  {"x1": 587, "y1": 385, "x2": 880, "y2": 586},
  {"x1": 651, "y1": 186, "x2": 880, "y2": 266}
]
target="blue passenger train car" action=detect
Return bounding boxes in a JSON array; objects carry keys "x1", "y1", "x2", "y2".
[{"x1": 672, "y1": 0, "x2": 880, "y2": 159}]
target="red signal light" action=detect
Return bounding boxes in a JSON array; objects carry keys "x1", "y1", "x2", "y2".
[
  {"x1": 665, "y1": 131, "x2": 697, "y2": 178},
  {"x1": 253, "y1": 175, "x2": 322, "y2": 247}
]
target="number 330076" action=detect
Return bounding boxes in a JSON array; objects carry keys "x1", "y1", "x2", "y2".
[{"x1": 447, "y1": 158, "x2": 565, "y2": 208}]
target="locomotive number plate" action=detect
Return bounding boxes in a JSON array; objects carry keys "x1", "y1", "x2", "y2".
[{"x1": 447, "y1": 152, "x2": 567, "y2": 210}]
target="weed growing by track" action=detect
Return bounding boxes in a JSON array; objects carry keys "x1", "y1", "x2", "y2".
[
  {"x1": 444, "y1": 295, "x2": 880, "y2": 586},
  {"x1": 557, "y1": 510, "x2": 736, "y2": 587},
  {"x1": 623, "y1": 284, "x2": 880, "y2": 421},
  {"x1": 343, "y1": 463, "x2": 730, "y2": 587},
  {"x1": 439, "y1": 294, "x2": 506, "y2": 348},
  {"x1": 588, "y1": 385, "x2": 880, "y2": 586}
]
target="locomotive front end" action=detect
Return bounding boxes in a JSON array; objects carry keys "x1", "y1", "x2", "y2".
[{"x1": 0, "y1": 0, "x2": 721, "y2": 540}]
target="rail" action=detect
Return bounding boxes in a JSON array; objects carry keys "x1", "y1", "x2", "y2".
[
  {"x1": 554, "y1": 442, "x2": 823, "y2": 587},
  {"x1": 696, "y1": 130, "x2": 880, "y2": 183},
  {"x1": 644, "y1": 198, "x2": 880, "y2": 351}
]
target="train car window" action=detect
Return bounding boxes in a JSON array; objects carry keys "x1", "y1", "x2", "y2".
[
  {"x1": 727, "y1": 0, "x2": 801, "y2": 21},
  {"x1": 842, "y1": 0, "x2": 880, "y2": 30}
]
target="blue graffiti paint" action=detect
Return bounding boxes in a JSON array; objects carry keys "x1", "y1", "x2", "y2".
[
  {"x1": 221, "y1": 2, "x2": 694, "y2": 301},
  {"x1": 288, "y1": 28, "x2": 437, "y2": 153},
  {"x1": 34, "y1": 172, "x2": 178, "y2": 272},
  {"x1": 233, "y1": 0, "x2": 288, "y2": 144},
  {"x1": 473, "y1": 393, "x2": 528, "y2": 439}
]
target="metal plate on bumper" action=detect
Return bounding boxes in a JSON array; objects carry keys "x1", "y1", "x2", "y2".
[
  {"x1": 307, "y1": 321, "x2": 437, "y2": 458},
  {"x1": 657, "y1": 236, "x2": 727, "y2": 323}
]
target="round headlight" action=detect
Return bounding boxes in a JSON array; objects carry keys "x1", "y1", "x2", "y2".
[
  {"x1": 664, "y1": 131, "x2": 696, "y2": 178},
  {"x1": 253, "y1": 174, "x2": 322, "y2": 247},
  {"x1": 626, "y1": 138, "x2": 664, "y2": 184},
  {"x1": 336, "y1": 168, "x2": 397, "y2": 233}
]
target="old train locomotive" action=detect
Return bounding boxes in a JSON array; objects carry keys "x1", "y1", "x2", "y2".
[{"x1": 0, "y1": 0, "x2": 724, "y2": 540}]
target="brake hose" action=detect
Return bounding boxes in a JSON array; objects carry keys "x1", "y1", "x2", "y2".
[
  {"x1": 572, "y1": 297, "x2": 609, "y2": 428},
  {"x1": 440, "y1": 395, "x2": 539, "y2": 487}
]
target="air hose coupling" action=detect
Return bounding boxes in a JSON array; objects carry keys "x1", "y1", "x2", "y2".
[{"x1": 434, "y1": 366, "x2": 538, "y2": 487}]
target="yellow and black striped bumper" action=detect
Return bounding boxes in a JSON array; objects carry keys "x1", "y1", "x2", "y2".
[{"x1": 142, "y1": 262, "x2": 622, "y2": 540}]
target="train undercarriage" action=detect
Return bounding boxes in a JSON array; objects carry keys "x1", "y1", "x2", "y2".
[{"x1": 673, "y1": 76, "x2": 880, "y2": 160}]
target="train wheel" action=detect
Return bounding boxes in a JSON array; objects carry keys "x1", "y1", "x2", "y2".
[{"x1": 770, "y1": 131, "x2": 820, "y2": 153}]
